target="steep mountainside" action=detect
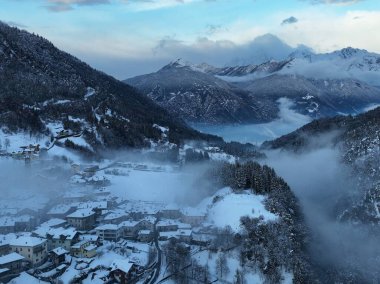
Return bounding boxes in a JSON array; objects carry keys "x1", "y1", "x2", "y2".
[
  {"x1": 125, "y1": 60, "x2": 276, "y2": 124},
  {"x1": 263, "y1": 107, "x2": 380, "y2": 223},
  {"x1": 262, "y1": 107, "x2": 380, "y2": 283},
  {"x1": 0, "y1": 22, "x2": 219, "y2": 152}
]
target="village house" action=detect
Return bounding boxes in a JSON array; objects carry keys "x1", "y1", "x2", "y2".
[
  {"x1": 137, "y1": 230, "x2": 153, "y2": 242},
  {"x1": 0, "y1": 252, "x2": 25, "y2": 273},
  {"x1": 33, "y1": 227, "x2": 79, "y2": 251},
  {"x1": 102, "y1": 209, "x2": 129, "y2": 224},
  {"x1": 47, "y1": 204, "x2": 76, "y2": 219},
  {"x1": 109, "y1": 259, "x2": 138, "y2": 284},
  {"x1": 66, "y1": 209, "x2": 96, "y2": 231},
  {"x1": 159, "y1": 204, "x2": 181, "y2": 219},
  {"x1": 9, "y1": 236, "x2": 48, "y2": 266},
  {"x1": 79, "y1": 234, "x2": 101, "y2": 247},
  {"x1": 0, "y1": 242, "x2": 10, "y2": 256},
  {"x1": 118, "y1": 221, "x2": 140, "y2": 239},
  {"x1": 70, "y1": 240, "x2": 97, "y2": 258},
  {"x1": 158, "y1": 229, "x2": 192, "y2": 243},
  {"x1": 0, "y1": 215, "x2": 35, "y2": 234},
  {"x1": 180, "y1": 208, "x2": 206, "y2": 227},
  {"x1": 95, "y1": 224, "x2": 121, "y2": 241},
  {"x1": 38, "y1": 218, "x2": 67, "y2": 229},
  {"x1": 49, "y1": 247, "x2": 68, "y2": 266},
  {"x1": 77, "y1": 201, "x2": 108, "y2": 218},
  {"x1": 156, "y1": 220, "x2": 179, "y2": 232}
]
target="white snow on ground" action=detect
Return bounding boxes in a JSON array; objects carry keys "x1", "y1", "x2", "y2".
[
  {"x1": 105, "y1": 166, "x2": 194, "y2": 204},
  {"x1": 84, "y1": 87, "x2": 95, "y2": 99},
  {"x1": 53, "y1": 100, "x2": 72, "y2": 105},
  {"x1": 0, "y1": 129, "x2": 49, "y2": 153},
  {"x1": 197, "y1": 187, "x2": 277, "y2": 231},
  {"x1": 45, "y1": 121, "x2": 64, "y2": 135}
]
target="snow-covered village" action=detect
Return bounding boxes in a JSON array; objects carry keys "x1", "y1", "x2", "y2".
[{"x1": 0, "y1": 126, "x2": 292, "y2": 284}]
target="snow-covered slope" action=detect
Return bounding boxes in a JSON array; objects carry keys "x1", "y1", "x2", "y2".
[{"x1": 282, "y1": 47, "x2": 380, "y2": 86}]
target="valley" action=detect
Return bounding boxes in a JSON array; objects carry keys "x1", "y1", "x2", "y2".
[{"x1": 1, "y1": 2, "x2": 380, "y2": 283}]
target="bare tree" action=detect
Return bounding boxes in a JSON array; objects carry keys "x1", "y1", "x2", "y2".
[
  {"x1": 216, "y1": 253, "x2": 229, "y2": 279},
  {"x1": 234, "y1": 269, "x2": 245, "y2": 284}
]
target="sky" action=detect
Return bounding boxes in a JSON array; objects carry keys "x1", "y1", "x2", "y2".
[{"x1": 1, "y1": 0, "x2": 380, "y2": 79}]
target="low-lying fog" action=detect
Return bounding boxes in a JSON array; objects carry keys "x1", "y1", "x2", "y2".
[
  {"x1": 264, "y1": 143, "x2": 380, "y2": 281},
  {"x1": 192, "y1": 98, "x2": 311, "y2": 144}
]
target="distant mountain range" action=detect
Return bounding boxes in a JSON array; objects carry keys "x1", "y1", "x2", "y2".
[
  {"x1": 126, "y1": 36, "x2": 380, "y2": 124},
  {"x1": 126, "y1": 61, "x2": 277, "y2": 124},
  {"x1": 0, "y1": 21, "x2": 218, "y2": 152}
]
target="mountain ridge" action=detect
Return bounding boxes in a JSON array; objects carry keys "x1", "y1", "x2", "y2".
[{"x1": 0, "y1": 22, "x2": 221, "y2": 153}]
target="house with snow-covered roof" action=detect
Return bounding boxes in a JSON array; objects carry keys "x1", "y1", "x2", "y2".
[
  {"x1": 109, "y1": 259, "x2": 138, "y2": 283},
  {"x1": 159, "y1": 204, "x2": 181, "y2": 219},
  {"x1": 95, "y1": 224, "x2": 121, "y2": 241},
  {"x1": 103, "y1": 209, "x2": 129, "y2": 224},
  {"x1": 180, "y1": 207, "x2": 206, "y2": 227},
  {"x1": 0, "y1": 252, "x2": 25, "y2": 273},
  {"x1": 0, "y1": 215, "x2": 35, "y2": 234},
  {"x1": 47, "y1": 204, "x2": 76, "y2": 219},
  {"x1": 137, "y1": 230, "x2": 153, "y2": 242},
  {"x1": 66, "y1": 209, "x2": 96, "y2": 230},
  {"x1": 38, "y1": 218, "x2": 67, "y2": 229},
  {"x1": 159, "y1": 229, "x2": 192, "y2": 243},
  {"x1": 49, "y1": 247, "x2": 68, "y2": 266},
  {"x1": 33, "y1": 226, "x2": 79, "y2": 251},
  {"x1": 118, "y1": 221, "x2": 140, "y2": 239},
  {"x1": 9, "y1": 236, "x2": 48, "y2": 266},
  {"x1": 70, "y1": 239, "x2": 97, "y2": 258}
]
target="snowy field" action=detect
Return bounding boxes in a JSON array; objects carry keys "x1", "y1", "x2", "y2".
[{"x1": 196, "y1": 187, "x2": 277, "y2": 231}]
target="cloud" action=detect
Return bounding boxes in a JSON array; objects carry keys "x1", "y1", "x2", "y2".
[
  {"x1": 281, "y1": 16, "x2": 298, "y2": 26},
  {"x1": 45, "y1": 0, "x2": 110, "y2": 12},
  {"x1": 277, "y1": 10, "x2": 380, "y2": 53},
  {"x1": 124, "y1": 0, "x2": 200, "y2": 11}
]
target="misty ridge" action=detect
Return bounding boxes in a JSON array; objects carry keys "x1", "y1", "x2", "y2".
[{"x1": 263, "y1": 129, "x2": 380, "y2": 283}]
